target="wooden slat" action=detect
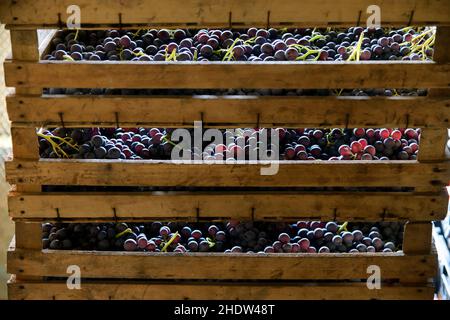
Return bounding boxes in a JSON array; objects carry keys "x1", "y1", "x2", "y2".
[
  {"x1": 10, "y1": 30, "x2": 39, "y2": 62},
  {"x1": 1, "y1": 0, "x2": 449, "y2": 28},
  {"x1": 403, "y1": 222, "x2": 433, "y2": 254},
  {"x1": 7, "y1": 95, "x2": 450, "y2": 128},
  {"x1": 10, "y1": 127, "x2": 37, "y2": 160},
  {"x1": 9, "y1": 30, "x2": 41, "y2": 194},
  {"x1": 418, "y1": 128, "x2": 449, "y2": 162},
  {"x1": 14, "y1": 222, "x2": 41, "y2": 250},
  {"x1": 5, "y1": 61, "x2": 450, "y2": 89},
  {"x1": 7, "y1": 191, "x2": 448, "y2": 222},
  {"x1": 7, "y1": 281, "x2": 434, "y2": 300},
  {"x1": 5, "y1": 159, "x2": 450, "y2": 188},
  {"x1": 7, "y1": 249, "x2": 436, "y2": 280},
  {"x1": 432, "y1": 27, "x2": 450, "y2": 63}
]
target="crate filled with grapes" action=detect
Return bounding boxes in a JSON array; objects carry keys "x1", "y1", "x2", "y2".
[{"x1": 0, "y1": 0, "x2": 449, "y2": 300}]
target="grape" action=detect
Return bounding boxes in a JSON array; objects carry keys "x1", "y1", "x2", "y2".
[
  {"x1": 49, "y1": 239, "x2": 61, "y2": 249},
  {"x1": 384, "y1": 242, "x2": 396, "y2": 251},
  {"x1": 191, "y1": 229, "x2": 202, "y2": 240},
  {"x1": 231, "y1": 246, "x2": 243, "y2": 253},
  {"x1": 332, "y1": 235, "x2": 343, "y2": 246},
  {"x1": 298, "y1": 238, "x2": 310, "y2": 251},
  {"x1": 278, "y1": 233, "x2": 290, "y2": 244},
  {"x1": 187, "y1": 240, "x2": 198, "y2": 252},
  {"x1": 124, "y1": 239, "x2": 137, "y2": 251},
  {"x1": 318, "y1": 246, "x2": 330, "y2": 253},
  {"x1": 215, "y1": 231, "x2": 226, "y2": 242},
  {"x1": 297, "y1": 228, "x2": 309, "y2": 238},
  {"x1": 207, "y1": 225, "x2": 219, "y2": 236},
  {"x1": 262, "y1": 246, "x2": 274, "y2": 253},
  {"x1": 307, "y1": 247, "x2": 317, "y2": 253},
  {"x1": 198, "y1": 240, "x2": 210, "y2": 252},
  {"x1": 325, "y1": 222, "x2": 338, "y2": 233}
]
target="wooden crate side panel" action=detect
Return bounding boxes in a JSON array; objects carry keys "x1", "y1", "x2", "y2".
[
  {"x1": 8, "y1": 192, "x2": 448, "y2": 222},
  {"x1": 5, "y1": 160, "x2": 449, "y2": 188},
  {"x1": 418, "y1": 27, "x2": 450, "y2": 162},
  {"x1": 14, "y1": 222, "x2": 41, "y2": 250},
  {"x1": 7, "y1": 249, "x2": 436, "y2": 281},
  {"x1": 5, "y1": 61, "x2": 450, "y2": 89},
  {"x1": 7, "y1": 281, "x2": 434, "y2": 300},
  {"x1": 1, "y1": 0, "x2": 449, "y2": 28},
  {"x1": 7, "y1": 95, "x2": 450, "y2": 128},
  {"x1": 403, "y1": 222, "x2": 433, "y2": 254},
  {"x1": 9, "y1": 30, "x2": 42, "y2": 194}
]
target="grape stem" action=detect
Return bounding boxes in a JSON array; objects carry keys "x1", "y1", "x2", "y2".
[
  {"x1": 161, "y1": 231, "x2": 180, "y2": 252},
  {"x1": 115, "y1": 228, "x2": 133, "y2": 239}
]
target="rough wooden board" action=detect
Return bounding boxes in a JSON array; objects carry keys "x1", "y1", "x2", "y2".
[
  {"x1": 7, "y1": 281, "x2": 434, "y2": 300},
  {"x1": 7, "y1": 95, "x2": 450, "y2": 128},
  {"x1": 7, "y1": 248, "x2": 436, "y2": 281},
  {"x1": 403, "y1": 222, "x2": 433, "y2": 254},
  {"x1": 418, "y1": 128, "x2": 449, "y2": 162},
  {"x1": 5, "y1": 61, "x2": 450, "y2": 89},
  {"x1": 5, "y1": 159, "x2": 450, "y2": 188},
  {"x1": 14, "y1": 222, "x2": 41, "y2": 250},
  {"x1": 9, "y1": 30, "x2": 42, "y2": 195},
  {"x1": 1, "y1": 0, "x2": 449, "y2": 28},
  {"x1": 7, "y1": 191, "x2": 448, "y2": 222}
]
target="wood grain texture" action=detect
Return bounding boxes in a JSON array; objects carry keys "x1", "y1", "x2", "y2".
[
  {"x1": 9, "y1": 30, "x2": 41, "y2": 193},
  {"x1": 7, "y1": 249, "x2": 436, "y2": 280},
  {"x1": 7, "y1": 281, "x2": 434, "y2": 300},
  {"x1": 418, "y1": 128, "x2": 448, "y2": 162},
  {"x1": 5, "y1": 61, "x2": 450, "y2": 89},
  {"x1": 4, "y1": 159, "x2": 450, "y2": 188},
  {"x1": 403, "y1": 222, "x2": 433, "y2": 254},
  {"x1": 7, "y1": 191, "x2": 448, "y2": 222},
  {"x1": 7, "y1": 95, "x2": 450, "y2": 128},
  {"x1": 419, "y1": 27, "x2": 450, "y2": 162},
  {"x1": 14, "y1": 222, "x2": 41, "y2": 250},
  {"x1": 1, "y1": 0, "x2": 449, "y2": 28}
]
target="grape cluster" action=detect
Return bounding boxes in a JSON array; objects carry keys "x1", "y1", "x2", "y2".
[
  {"x1": 42, "y1": 221, "x2": 402, "y2": 253},
  {"x1": 38, "y1": 127, "x2": 420, "y2": 161},
  {"x1": 44, "y1": 27, "x2": 434, "y2": 62}
]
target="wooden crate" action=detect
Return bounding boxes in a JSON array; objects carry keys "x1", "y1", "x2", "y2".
[{"x1": 1, "y1": 0, "x2": 450, "y2": 300}]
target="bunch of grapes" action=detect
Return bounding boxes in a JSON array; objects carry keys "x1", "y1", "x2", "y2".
[
  {"x1": 44, "y1": 26, "x2": 434, "y2": 62},
  {"x1": 42, "y1": 221, "x2": 403, "y2": 254},
  {"x1": 38, "y1": 127, "x2": 419, "y2": 161}
]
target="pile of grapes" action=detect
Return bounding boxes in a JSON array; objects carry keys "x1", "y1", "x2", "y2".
[
  {"x1": 38, "y1": 127, "x2": 420, "y2": 161},
  {"x1": 44, "y1": 26, "x2": 434, "y2": 62},
  {"x1": 45, "y1": 87, "x2": 427, "y2": 97},
  {"x1": 42, "y1": 221, "x2": 403, "y2": 254}
]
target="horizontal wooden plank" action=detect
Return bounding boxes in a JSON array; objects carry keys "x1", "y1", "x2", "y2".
[
  {"x1": 1, "y1": 0, "x2": 449, "y2": 28},
  {"x1": 7, "y1": 95, "x2": 450, "y2": 128},
  {"x1": 5, "y1": 61, "x2": 450, "y2": 89},
  {"x1": 8, "y1": 191, "x2": 448, "y2": 221},
  {"x1": 5, "y1": 159, "x2": 450, "y2": 188},
  {"x1": 8, "y1": 281, "x2": 434, "y2": 300},
  {"x1": 7, "y1": 249, "x2": 436, "y2": 281}
]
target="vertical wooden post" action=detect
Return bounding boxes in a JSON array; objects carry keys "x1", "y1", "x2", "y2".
[
  {"x1": 9, "y1": 30, "x2": 41, "y2": 194},
  {"x1": 405, "y1": 27, "x2": 450, "y2": 255},
  {"x1": 9, "y1": 30, "x2": 42, "y2": 247}
]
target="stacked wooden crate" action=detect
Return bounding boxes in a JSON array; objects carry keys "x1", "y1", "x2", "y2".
[{"x1": 0, "y1": 0, "x2": 449, "y2": 299}]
